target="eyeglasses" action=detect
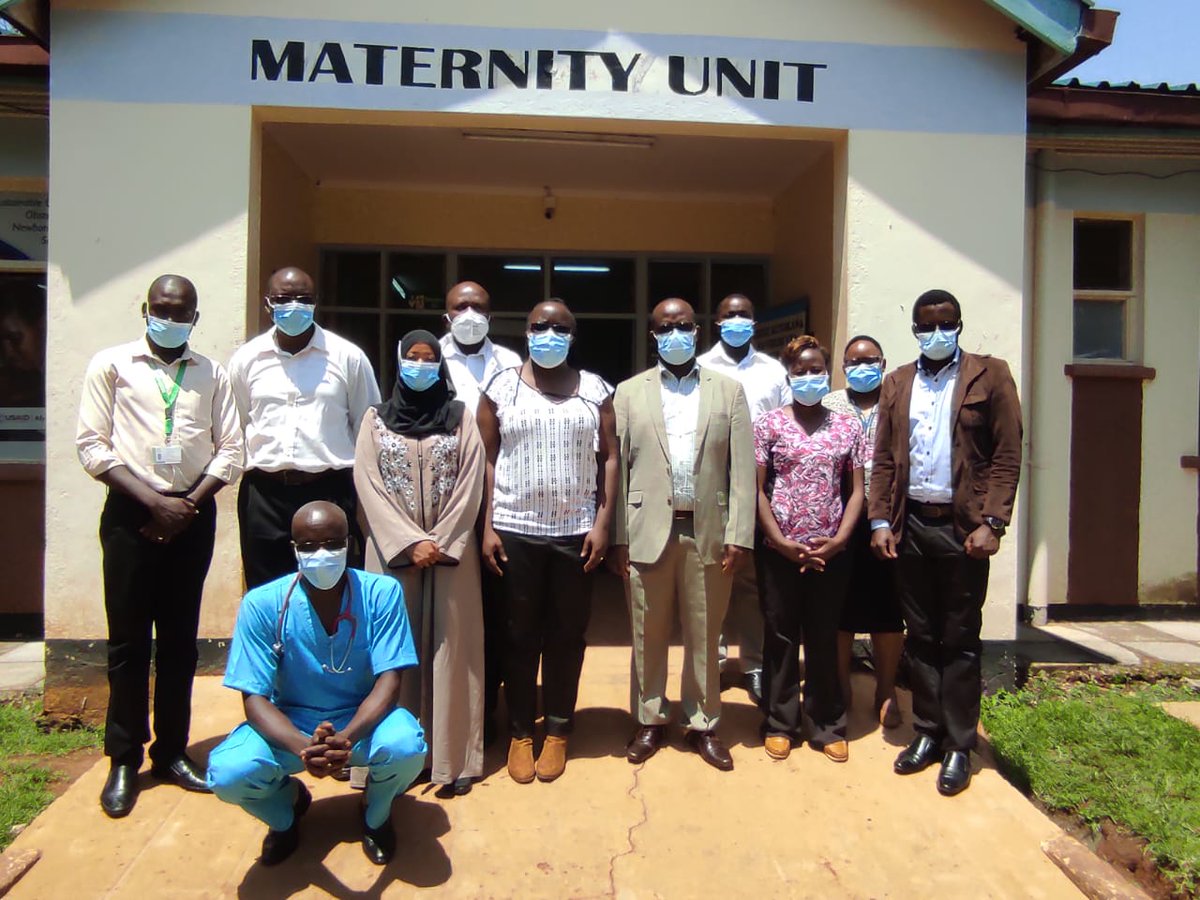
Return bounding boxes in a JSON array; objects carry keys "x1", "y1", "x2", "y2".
[
  {"x1": 529, "y1": 322, "x2": 573, "y2": 335},
  {"x1": 912, "y1": 323, "x2": 960, "y2": 336},
  {"x1": 652, "y1": 322, "x2": 697, "y2": 336},
  {"x1": 266, "y1": 294, "x2": 317, "y2": 305},
  {"x1": 293, "y1": 537, "x2": 348, "y2": 554}
]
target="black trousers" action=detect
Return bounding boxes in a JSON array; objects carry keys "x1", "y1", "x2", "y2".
[
  {"x1": 236, "y1": 468, "x2": 363, "y2": 590},
  {"x1": 99, "y1": 491, "x2": 216, "y2": 768},
  {"x1": 895, "y1": 511, "x2": 990, "y2": 752},
  {"x1": 496, "y1": 530, "x2": 593, "y2": 738},
  {"x1": 758, "y1": 543, "x2": 850, "y2": 746}
]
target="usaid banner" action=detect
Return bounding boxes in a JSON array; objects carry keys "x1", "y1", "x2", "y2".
[{"x1": 51, "y1": 11, "x2": 1025, "y2": 134}]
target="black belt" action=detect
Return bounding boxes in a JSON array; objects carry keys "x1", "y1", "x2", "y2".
[
  {"x1": 252, "y1": 468, "x2": 337, "y2": 486},
  {"x1": 907, "y1": 500, "x2": 953, "y2": 520},
  {"x1": 673, "y1": 510, "x2": 694, "y2": 520}
]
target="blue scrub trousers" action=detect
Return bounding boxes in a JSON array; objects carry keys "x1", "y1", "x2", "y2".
[{"x1": 207, "y1": 708, "x2": 426, "y2": 831}]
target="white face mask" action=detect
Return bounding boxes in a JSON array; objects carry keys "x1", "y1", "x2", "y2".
[
  {"x1": 295, "y1": 546, "x2": 348, "y2": 590},
  {"x1": 448, "y1": 309, "x2": 490, "y2": 346}
]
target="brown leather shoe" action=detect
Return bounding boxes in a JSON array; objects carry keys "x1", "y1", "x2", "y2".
[
  {"x1": 764, "y1": 735, "x2": 792, "y2": 760},
  {"x1": 507, "y1": 737, "x2": 536, "y2": 783},
  {"x1": 686, "y1": 731, "x2": 734, "y2": 771},
  {"x1": 535, "y1": 735, "x2": 568, "y2": 782},
  {"x1": 822, "y1": 740, "x2": 849, "y2": 763},
  {"x1": 625, "y1": 725, "x2": 665, "y2": 764}
]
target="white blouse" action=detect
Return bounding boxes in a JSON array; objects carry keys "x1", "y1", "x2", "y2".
[{"x1": 486, "y1": 367, "x2": 613, "y2": 538}]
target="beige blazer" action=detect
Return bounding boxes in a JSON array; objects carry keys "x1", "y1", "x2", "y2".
[{"x1": 612, "y1": 366, "x2": 756, "y2": 566}]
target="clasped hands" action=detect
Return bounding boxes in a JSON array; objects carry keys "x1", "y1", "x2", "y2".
[
  {"x1": 299, "y1": 721, "x2": 352, "y2": 778},
  {"x1": 140, "y1": 494, "x2": 198, "y2": 544},
  {"x1": 410, "y1": 539, "x2": 451, "y2": 569},
  {"x1": 766, "y1": 535, "x2": 844, "y2": 573}
]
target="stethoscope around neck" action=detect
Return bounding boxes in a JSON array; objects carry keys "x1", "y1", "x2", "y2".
[{"x1": 273, "y1": 573, "x2": 359, "y2": 674}]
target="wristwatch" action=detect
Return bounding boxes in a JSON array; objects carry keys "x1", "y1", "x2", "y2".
[{"x1": 983, "y1": 516, "x2": 1007, "y2": 537}]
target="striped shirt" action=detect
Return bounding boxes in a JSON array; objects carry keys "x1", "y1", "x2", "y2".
[{"x1": 486, "y1": 367, "x2": 613, "y2": 537}]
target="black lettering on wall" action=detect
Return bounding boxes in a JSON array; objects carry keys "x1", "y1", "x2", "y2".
[
  {"x1": 251, "y1": 39, "x2": 304, "y2": 82},
  {"x1": 668, "y1": 56, "x2": 709, "y2": 96},
  {"x1": 354, "y1": 43, "x2": 398, "y2": 86},
  {"x1": 762, "y1": 60, "x2": 780, "y2": 100},
  {"x1": 442, "y1": 49, "x2": 483, "y2": 89},
  {"x1": 599, "y1": 52, "x2": 641, "y2": 92},
  {"x1": 715, "y1": 58, "x2": 755, "y2": 98},
  {"x1": 536, "y1": 49, "x2": 555, "y2": 89},
  {"x1": 308, "y1": 42, "x2": 353, "y2": 83},
  {"x1": 488, "y1": 50, "x2": 530, "y2": 88},
  {"x1": 782, "y1": 62, "x2": 827, "y2": 102},
  {"x1": 558, "y1": 50, "x2": 599, "y2": 91},
  {"x1": 401, "y1": 46, "x2": 437, "y2": 88}
]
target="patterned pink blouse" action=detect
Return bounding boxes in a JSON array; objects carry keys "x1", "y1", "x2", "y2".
[{"x1": 753, "y1": 407, "x2": 866, "y2": 543}]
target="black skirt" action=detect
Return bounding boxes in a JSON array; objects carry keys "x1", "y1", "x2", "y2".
[{"x1": 839, "y1": 514, "x2": 904, "y2": 634}]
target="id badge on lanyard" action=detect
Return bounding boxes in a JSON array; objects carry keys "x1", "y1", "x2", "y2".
[{"x1": 152, "y1": 359, "x2": 188, "y2": 467}]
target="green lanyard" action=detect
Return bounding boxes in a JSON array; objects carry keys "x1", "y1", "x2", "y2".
[{"x1": 153, "y1": 359, "x2": 189, "y2": 439}]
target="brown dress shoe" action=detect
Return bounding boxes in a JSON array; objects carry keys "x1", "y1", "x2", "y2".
[
  {"x1": 686, "y1": 731, "x2": 734, "y2": 771},
  {"x1": 535, "y1": 735, "x2": 568, "y2": 782},
  {"x1": 764, "y1": 735, "x2": 792, "y2": 760},
  {"x1": 822, "y1": 740, "x2": 849, "y2": 763},
  {"x1": 625, "y1": 725, "x2": 665, "y2": 764},
  {"x1": 507, "y1": 737, "x2": 536, "y2": 783}
]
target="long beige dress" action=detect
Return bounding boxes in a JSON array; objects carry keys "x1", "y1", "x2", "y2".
[{"x1": 354, "y1": 406, "x2": 486, "y2": 784}]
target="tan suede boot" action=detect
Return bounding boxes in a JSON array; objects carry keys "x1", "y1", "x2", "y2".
[
  {"x1": 507, "y1": 737, "x2": 536, "y2": 784},
  {"x1": 535, "y1": 735, "x2": 568, "y2": 782}
]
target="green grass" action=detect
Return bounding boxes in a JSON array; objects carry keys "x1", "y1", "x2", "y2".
[
  {"x1": 0, "y1": 700, "x2": 102, "y2": 850},
  {"x1": 982, "y1": 673, "x2": 1200, "y2": 895}
]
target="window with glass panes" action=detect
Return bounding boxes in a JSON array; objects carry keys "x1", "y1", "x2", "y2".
[
  {"x1": 318, "y1": 250, "x2": 770, "y2": 390},
  {"x1": 1072, "y1": 218, "x2": 1141, "y2": 362}
]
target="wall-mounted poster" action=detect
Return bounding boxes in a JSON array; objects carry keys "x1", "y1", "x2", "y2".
[
  {"x1": 754, "y1": 298, "x2": 809, "y2": 358},
  {"x1": 0, "y1": 273, "x2": 46, "y2": 462},
  {"x1": 0, "y1": 193, "x2": 48, "y2": 262}
]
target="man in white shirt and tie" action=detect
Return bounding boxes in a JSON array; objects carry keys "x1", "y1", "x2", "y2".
[
  {"x1": 697, "y1": 294, "x2": 790, "y2": 704},
  {"x1": 228, "y1": 266, "x2": 381, "y2": 589},
  {"x1": 438, "y1": 279, "x2": 521, "y2": 744}
]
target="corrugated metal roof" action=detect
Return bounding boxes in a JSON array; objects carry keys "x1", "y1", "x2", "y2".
[{"x1": 1054, "y1": 77, "x2": 1200, "y2": 94}]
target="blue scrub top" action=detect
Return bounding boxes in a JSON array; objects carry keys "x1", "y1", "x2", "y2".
[{"x1": 224, "y1": 569, "x2": 417, "y2": 735}]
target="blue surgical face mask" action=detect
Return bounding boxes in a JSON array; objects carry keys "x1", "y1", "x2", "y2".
[
  {"x1": 656, "y1": 328, "x2": 696, "y2": 366},
  {"x1": 916, "y1": 326, "x2": 959, "y2": 362},
  {"x1": 528, "y1": 331, "x2": 572, "y2": 369},
  {"x1": 399, "y1": 359, "x2": 441, "y2": 392},
  {"x1": 146, "y1": 314, "x2": 194, "y2": 350},
  {"x1": 295, "y1": 546, "x2": 348, "y2": 590},
  {"x1": 719, "y1": 316, "x2": 754, "y2": 349},
  {"x1": 271, "y1": 301, "x2": 316, "y2": 337},
  {"x1": 790, "y1": 373, "x2": 830, "y2": 406},
  {"x1": 845, "y1": 363, "x2": 883, "y2": 394}
]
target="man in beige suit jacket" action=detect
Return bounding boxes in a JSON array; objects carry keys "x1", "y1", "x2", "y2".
[{"x1": 609, "y1": 299, "x2": 756, "y2": 771}]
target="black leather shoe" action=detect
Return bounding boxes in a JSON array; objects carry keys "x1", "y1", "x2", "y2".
[
  {"x1": 259, "y1": 779, "x2": 312, "y2": 867},
  {"x1": 894, "y1": 735, "x2": 941, "y2": 775},
  {"x1": 362, "y1": 812, "x2": 396, "y2": 865},
  {"x1": 100, "y1": 764, "x2": 138, "y2": 818},
  {"x1": 686, "y1": 731, "x2": 734, "y2": 772},
  {"x1": 150, "y1": 755, "x2": 211, "y2": 793},
  {"x1": 744, "y1": 670, "x2": 764, "y2": 707},
  {"x1": 625, "y1": 725, "x2": 666, "y2": 764},
  {"x1": 937, "y1": 751, "x2": 972, "y2": 796}
]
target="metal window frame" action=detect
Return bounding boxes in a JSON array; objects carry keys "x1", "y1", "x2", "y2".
[{"x1": 1070, "y1": 214, "x2": 1143, "y2": 364}]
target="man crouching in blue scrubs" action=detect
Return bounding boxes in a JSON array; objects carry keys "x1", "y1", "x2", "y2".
[{"x1": 207, "y1": 500, "x2": 426, "y2": 866}]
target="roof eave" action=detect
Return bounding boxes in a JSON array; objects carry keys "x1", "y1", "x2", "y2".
[{"x1": 983, "y1": 0, "x2": 1092, "y2": 54}]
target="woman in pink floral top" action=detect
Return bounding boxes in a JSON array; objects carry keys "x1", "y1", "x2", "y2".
[{"x1": 753, "y1": 335, "x2": 865, "y2": 764}]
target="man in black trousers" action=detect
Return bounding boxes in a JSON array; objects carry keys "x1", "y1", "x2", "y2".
[
  {"x1": 76, "y1": 274, "x2": 244, "y2": 817},
  {"x1": 869, "y1": 289, "x2": 1022, "y2": 796}
]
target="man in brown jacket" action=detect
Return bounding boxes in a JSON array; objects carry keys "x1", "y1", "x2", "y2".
[{"x1": 868, "y1": 289, "x2": 1022, "y2": 796}]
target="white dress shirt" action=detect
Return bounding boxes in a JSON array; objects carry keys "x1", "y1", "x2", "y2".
[
  {"x1": 697, "y1": 343, "x2": 791, "y2": 422},
  {"x1": 907, "y1": 353, "x2": 960, "y2": 503},
  {"x1": 659, "y1": 363, "x2": 701, "y2": 512},
  {"x1": 228, "y1": 325, "x2": 381, "y2": 473},
  {"x1": 440, "y1": 334, "x2": 523, "y2": 414},
  {"x1": 76, "y1": 337, "x2": 244, "y2": 492}
]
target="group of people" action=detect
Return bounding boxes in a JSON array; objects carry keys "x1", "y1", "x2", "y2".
[{"x1": 76, "y1": 266, "x2": 1021, "y2": 867}]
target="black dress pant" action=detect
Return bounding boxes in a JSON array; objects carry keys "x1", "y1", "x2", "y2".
[
  {"x1": 496, "y1": 530, "x2": 593, "y2": 738},
  {"x1": 895, "y1": 511, "x2": 990, "y2": 752},
  {"x1": 99, "y1": 491, "x2": 216, "y2": 768},
  {"x1": 758, "y1": 543, "x2": 851, "y2": 746},
  {"x1": 236, "y1": 468, "x2": 362, "y2": 590}
]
